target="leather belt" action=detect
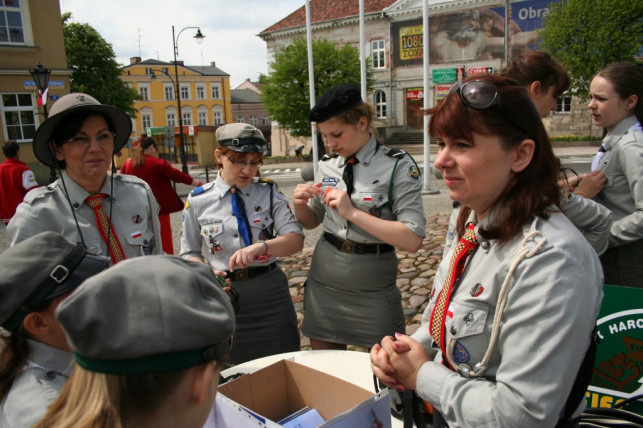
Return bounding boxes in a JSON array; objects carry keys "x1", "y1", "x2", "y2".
[
  {"x1": 226, "y1": 263, "x2": 277, "y2": 282},
  {"x1": 323, "y1": 233, "x2": 394, "y2": 254}
]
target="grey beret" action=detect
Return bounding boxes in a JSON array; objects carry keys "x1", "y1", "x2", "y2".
[
  {"x1": 0, "y1": 231, "x2": 109, "y2": 332},
  {"x1": 216, "y1": 123, "x2": 266, "y2": 153},
  {"x1": 308, "y1": 84, "x2": 363, "y2": 123},
  {"x1": 56, "y1": 255, "x2": 235, "y2": 374},
  {"x1": 33, "y1": 93, "x2": 132, "y2": 168}
]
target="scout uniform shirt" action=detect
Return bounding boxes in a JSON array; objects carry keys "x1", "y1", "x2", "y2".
[
  {"x1": 8, "y1": 170, "x2": 162, "y2": 258},
  {"x1": 180, "y1": 173, "x2": 303, "y2": 270},
  {"x1": 308, "y1": 135, "x2": 426, "y2": 242}
]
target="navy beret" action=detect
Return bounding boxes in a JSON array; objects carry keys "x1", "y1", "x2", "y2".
[{"x1": 308, "y1": 84, "x2": 363, "y2": 123}]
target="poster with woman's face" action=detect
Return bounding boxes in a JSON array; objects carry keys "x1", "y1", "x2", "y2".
[{"x1": 391, "y1": 0, "x2": 558, "y2": 66}]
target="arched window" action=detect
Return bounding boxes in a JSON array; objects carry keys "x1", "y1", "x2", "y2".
[{"x1": 374, "y1": 90, "x2": 387, "y2": 119}]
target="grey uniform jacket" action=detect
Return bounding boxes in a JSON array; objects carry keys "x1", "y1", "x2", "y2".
[
  {"x1": 592, "y1": 115, "x2": 643, "y2": 248},
  {"x1": 412, "y1": 207, "x2": 603, "y2": 427},
  {"x1": 8, "y1": 170, "x2": 162, "y2": 258},
  {"x1": 560, "y1": 193, "x2": 612, "y2": 254},
  {"x1": 0, "y1": 340, "x2": 73, "y2": 428},
  {"x1": 180, "y1": 174, "x2": 303, "y2": 270},
  {"x1": 308, "y1": 135, "x2": 426, "y2": 241}
]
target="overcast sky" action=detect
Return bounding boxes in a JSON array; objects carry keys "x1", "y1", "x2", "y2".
[{"x1": 59, "y1": 0, "x2": 304, "y2": 87}]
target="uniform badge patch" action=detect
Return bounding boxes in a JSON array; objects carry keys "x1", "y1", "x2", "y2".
[
  {"x1": 470, "y1": 283, "x2": 484, "y2": 297},
  {"x1": 407, "y1": 164, "x2": 420, "y2": 180},
  {"x1": 132, "y1": 214, "x2": 143, "y2": 224},
  {"x1": 463, "y1": 312, "x2": 474, "y2": 326},
  {"x1": 184, "y1": 201, "x2": 190, "y2": 210},
  {"x1": 321, "y1": 177, "x2": 340, "y2": 187},
  {"x1": 452, "y1": 341, "x2": 470, "y2": 364}
]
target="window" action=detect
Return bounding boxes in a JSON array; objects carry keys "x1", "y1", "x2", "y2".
[
  {"x1": 141, "y1": 111, "x2": 152, "y2": 131},
  {"x1": 180, "y1": 84, "x2": 189, "y2": 100},
  {"x1": 236, "y1": 116, "x2": 245, "y2": 123},
  {"x1": 374, "y1": 90, "x2": 387, "y2": 119},
  {"x1": 182, "y1": 109, "x2": 192, "y2": 126},
  {"x1": 197, "y1": 108, "x2": 208, "y2": 126},
  {"x1": 211, "y1": 83, "x2": 221, "y2": 99},
  {"x1": 556, "y1": 96, "x2": 572, "y2": 114},
  {"x1": 166, "y1": 111, "x2": 176, "y2": 127},
  {"x1": 249, "y1": 115, "x2": 257, "y2": 126},
  {"x1": 0, "y1": 0, "x2": 27, "y2": 44},
  {"x1": 164, "y1": 84, "x2": 175, "y2": 101},
  {"x1": 1, "y1": 93, "x2": 36, "y2": 141},
  {"x1": 196, "y1": 84, "x2": 205, "y2": 99},
  {"x1": 371, "y1": 40, "x2": 386, "y2": 69},
  {"x1": 144, "y1": 67, "x2": 153, "y2": 76},
  {"x1": 213, "y1": 108, "x2": 223, "y2": 126},
  {"x1": 139, "y1": 84, "x2": 150, "y2": 101},
  {"x1": 262, "y1": 115, "x2": 270, "y2": 126}
]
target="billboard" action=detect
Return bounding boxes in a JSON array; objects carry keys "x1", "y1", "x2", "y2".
[{"x1": 391, "y1": 0, "x2": 561, "y2": 67}]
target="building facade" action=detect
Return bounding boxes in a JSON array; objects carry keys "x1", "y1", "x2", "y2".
[
  {"x1": 120, "y1": 57, "x2": 232, "y2": 168},
  {"x1": 0, "y1": 0, "x2": 71, "y2": 174},
  {"x1": 230, "y1": 88, "x2": 273, "y2": 154},
  {"x1": 259, "y1": 0, "x2": 600, "y2": 146}
]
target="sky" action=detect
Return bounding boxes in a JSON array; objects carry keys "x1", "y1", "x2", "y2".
[{"x1": 58, "y1": 0, "x2": 305, "y2": 87}]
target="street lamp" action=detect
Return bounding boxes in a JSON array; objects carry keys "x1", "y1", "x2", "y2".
[
  {"x1": 29, "y1": 63, "x2": 56, "y2": 183},
  {"x1": 172, "y1": 25, "x2": 205, "y2": 173}
]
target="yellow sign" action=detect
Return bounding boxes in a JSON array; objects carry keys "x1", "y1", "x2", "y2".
[{"x1": 399, "y1": 24, "x2": 423, "y2": 61}]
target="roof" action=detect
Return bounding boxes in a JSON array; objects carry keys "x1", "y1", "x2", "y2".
[
  {"x1": 122, "y1": 59, "x2": 229, "y2": 76},
  {"x1": 259, "y1": 0, "x2": 397, "y2": 35},
  {"x1": 231, "y1": 89, "x2": 262, "y2": 104}
]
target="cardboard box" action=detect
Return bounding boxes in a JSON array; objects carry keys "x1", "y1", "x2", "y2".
[{"x1": 216, "y1": 359, "x2": 391, "y2": 427}]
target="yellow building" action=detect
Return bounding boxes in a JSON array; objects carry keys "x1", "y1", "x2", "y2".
[
  {"x1": 120, "y1": 58, "x2": 232, "y2": 168},
  {"x1": 0, "y1": 0, "x2": 70, "y2": 179}
]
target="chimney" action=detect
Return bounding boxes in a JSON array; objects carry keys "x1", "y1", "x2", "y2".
[
  {"x1": 173, "y1": 60, "x2": 184, "y2": 66},
  {"x1": 130, "y1": 56, "x2": 141, "y2": 65},
  {"x1": 210, "y1": 61, "x2": 216, "y2": 67}
]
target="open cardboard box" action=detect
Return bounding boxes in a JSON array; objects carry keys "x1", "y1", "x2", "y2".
[{"x1": 216, "y1": 359, "x2": 391, "y2": 427}]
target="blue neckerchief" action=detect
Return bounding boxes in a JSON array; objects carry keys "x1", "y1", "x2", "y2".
[{"x1": 230, "y1": 187, "x2": 252, "y2": 246}]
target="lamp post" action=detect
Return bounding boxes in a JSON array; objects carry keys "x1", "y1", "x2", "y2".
[
  {"x1": 172, "y1": 25, "x2": 204, "y2": 173},
  {"x1": 29, "y1": 63, "x2": 56, "y2": 183}
]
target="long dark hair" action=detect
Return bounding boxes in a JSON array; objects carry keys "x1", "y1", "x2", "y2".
[
  {"x1": 0, "y1": 327, "x2": 30, "y2": 402},
  {"x1": 132, "y1": 137, "x2": 157, "y2": 168},
  {"x1": 501, "y1": 50, "x2": 571, "y2": 98},
  {"x1": 428, "y1": 74, "x2": 560, "y2": 244},
  {"x1": 594, "y1": 62, "x2": 643, "y2": 126}
]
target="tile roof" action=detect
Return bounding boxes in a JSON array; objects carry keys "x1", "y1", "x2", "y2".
[
  {"x1": 231, "y1": 89, "x2": 262, "y2": 103},
  {"x1": 260, "y1": 0, "x2": 397, "y2": 34}
]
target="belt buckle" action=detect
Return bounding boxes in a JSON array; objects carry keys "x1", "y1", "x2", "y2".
[
  {"x1": 341, "y1": 241, "x2": 355, "y2": 253},
  {"x1": 235, "y1": 270, "x2": 248, "y2": 281}
]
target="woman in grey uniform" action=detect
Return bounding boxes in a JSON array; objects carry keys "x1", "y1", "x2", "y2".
[
  {"x1": 181, "y1": 123, "x2": 304, "y2": 365},
  {"x1": 587, "y1": 63, "x2": 643, "y2": 287},
  {"x1": 293, "y1": 84, "x2": 426, "y2": 350},
  {"x1": 0, "y1": 232, "x2": 108, "y2": 427},
  {"x1": 8, "y1": 93, "x2": 161, "y2": 262},
  {"x1": 371, "y1": 75, "x2": 603, "y2": 427}
]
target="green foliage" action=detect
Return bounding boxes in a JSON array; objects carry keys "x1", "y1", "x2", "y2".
[
  {"x1": 540, "y1": 0, "x2": 643, "y2": 97},
  {"x1": 62, "y1": 13, "x2": 139, "y2": 116},
  {"x1": 261, "y1": 37, "x2": 374, "y2": 138}
]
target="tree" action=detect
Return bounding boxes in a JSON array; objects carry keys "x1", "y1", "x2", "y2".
[
  {"x1": 540, "y1": 0, "x2": 643, "y2": 97},
  {"x1": 62, "y1": 13, "x2": 139, "y2": 116},
  {"x1": 261, "y1": 37, "x2": 374, "y2": 155}
]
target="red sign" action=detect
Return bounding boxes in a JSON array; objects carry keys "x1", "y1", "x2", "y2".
[
  {"x1": 406, "y1": 88, "x2": 425, "y2": 100},
  {"x1": 468, "y1": 67, "x2": 494, "y2": 76}
]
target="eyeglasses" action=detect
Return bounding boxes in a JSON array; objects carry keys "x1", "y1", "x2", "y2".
[
  {"x1": 66, "y1": 132, "x2": 115, "y2": 148},
  {"x1": 224, "y1": 154, "x2": 262, "y2": 169},
  {"x1": 448, "y1": 80, "x2": 532, "y2": 137}
]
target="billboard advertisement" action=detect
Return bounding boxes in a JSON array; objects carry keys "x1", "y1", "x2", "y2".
[{"x1": 391, "y1": 0, "x2": 561, "y2": 67}]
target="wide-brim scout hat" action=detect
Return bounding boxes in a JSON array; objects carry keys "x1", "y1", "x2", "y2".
[
  {"x1": 0, "y1": 231, "x2": 110, "y2": 332},
  {"x1": 56, "y1": 255, "x2": 235, "y2": 374},
  {"x1": 33, "y1": 93, "x2": 132, "y2": 168},
  {"x1": 216, "y1": 123, "x2": 266, "y2": 153},
  {"x1": 308, "y1": 84, "x2": 363, "y2": 123}
]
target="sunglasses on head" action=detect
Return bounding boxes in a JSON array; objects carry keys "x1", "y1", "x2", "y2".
[{"x1": 448, "y1": 80, "x2": 534, "y2": 138}]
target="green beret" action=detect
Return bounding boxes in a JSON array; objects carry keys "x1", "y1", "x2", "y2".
[
  {"x1": 308, "y1": 84, "x2": 363, "y2": 123},
  {"x1": 56, "y1": 255, "x2": 235, "y2": 374},
  {"x1": 0, "y1": 231, "x2": 109, "y2": 332},
  {"x1": 216, "y1": 123, "x2": 266, "y2": 153}
]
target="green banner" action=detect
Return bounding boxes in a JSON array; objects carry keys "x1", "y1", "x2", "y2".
[
  {"x1": 587, "y1": 284, "x2": 643, "y2": 414},
  {"x1": 432, "y1": 68, "x2": 456, "y2": 84}
]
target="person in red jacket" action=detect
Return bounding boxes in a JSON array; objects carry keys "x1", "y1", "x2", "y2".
[
  {"x1": 120, "y1": 137, "x2": 202, "y2": 254},
  {"x1": 0, "y1": 141, "x2": 38, "y2": 225}
]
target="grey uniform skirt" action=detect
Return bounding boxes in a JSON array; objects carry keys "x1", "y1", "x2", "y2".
[
  {"x1": 301, "y1": 235, "x2": 405, "y2": 347},
  {"x1": 230, "y1": 266, "x2": 300, "y2": 365}
]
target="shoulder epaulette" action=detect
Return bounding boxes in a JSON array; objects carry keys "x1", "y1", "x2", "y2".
[
  {"x1": 190, "y1": 181, "x2": 214, "y2": 197},
  {"x1": 385, "y1": 148, "x2": 407, "y2": 158},
  {"x1": 257, "y1": 177, "x2": 275, "y2": 185},
  {"x1": 321, "y1": 153, "x2": 339, "y2": 161},
  {"x1": 23, "y1": 183, "x2": 56, "y2": 203}
]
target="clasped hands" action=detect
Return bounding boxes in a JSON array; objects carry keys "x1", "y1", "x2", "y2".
[{"x1": 370, "y1": 332, "x2": 432, "y2": 392}]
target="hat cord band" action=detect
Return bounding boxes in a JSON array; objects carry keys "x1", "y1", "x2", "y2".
[{"x1": 219, "y1": 137, "x2": 264, "y2": 147}]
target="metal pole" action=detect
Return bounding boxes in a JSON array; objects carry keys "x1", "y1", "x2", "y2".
[
  {"x1": 173, "y1": 25, "x2": 189, "y2": 173},
  {"x1": 359, "y1": 0, "x2": 366, "y2": 101},
  {"x1": 422, "y1": 0, "x2": 438, "y2": 195},
  {"x1": 305, "y1": 0, "x2": 319, "y2": 176}
]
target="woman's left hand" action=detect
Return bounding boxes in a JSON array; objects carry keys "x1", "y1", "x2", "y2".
[
  {"x1": 229, "y1": 243, "x2": 265, "y2": 271},
  {"x1": 382, "y1": 333, "x2": 431, "y2": 391},
  {"x1": 323, "y1": 187, "x2": 355, "y2": 220}
]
